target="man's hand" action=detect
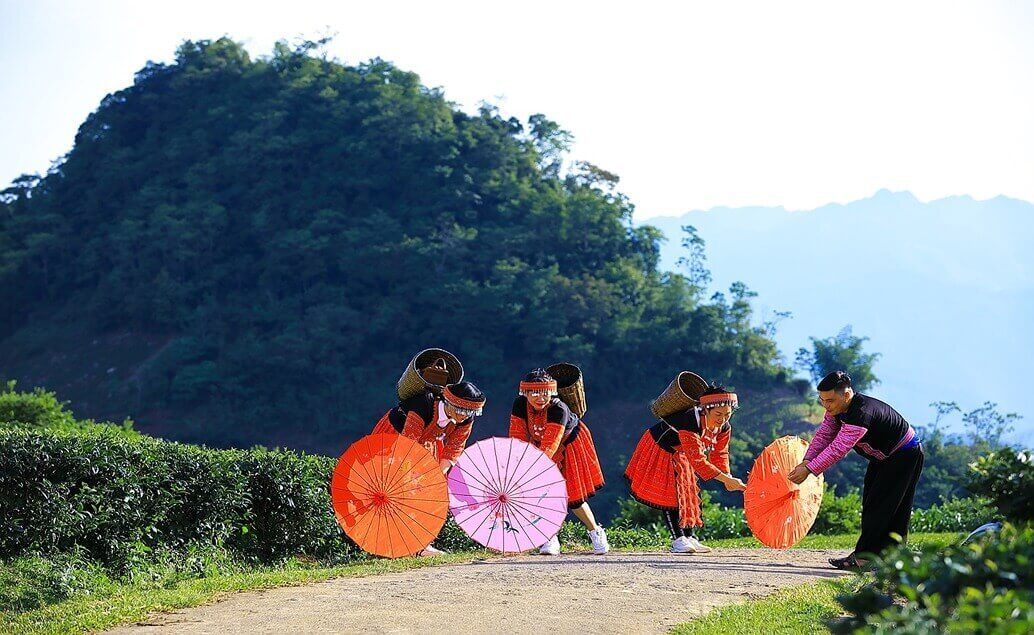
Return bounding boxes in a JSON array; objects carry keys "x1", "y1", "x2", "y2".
[{"x1": 787, "y1": 464, "x2": 812, "y2": 485}]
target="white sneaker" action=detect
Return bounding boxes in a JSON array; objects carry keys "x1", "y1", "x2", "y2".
[
  {"x1": 539, "y1": 534, "x2": 561, "y2": 556},
  {"x1": 671, "y1": 536, "x2": 697, "y2": 554},
  {"x1": 418, "y1": 544, "x2": 447, "y2": 556},
  {"x1": 686, "y1": 537, "x2": 711, "y2": 553},
  {"x1": 588, "y1": 527, "x2": 610, "y2": 554}
]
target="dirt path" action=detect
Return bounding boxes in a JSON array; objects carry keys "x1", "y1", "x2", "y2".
[{"x1": 107, "y1": 549, "x2": 848, "y2": 634}]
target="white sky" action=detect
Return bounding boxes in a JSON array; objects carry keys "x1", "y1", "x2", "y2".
[{"x1": 1, "y1": 0, "x2": 1032, "y2": 219}]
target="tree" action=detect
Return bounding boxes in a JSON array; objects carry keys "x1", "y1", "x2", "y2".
[
  {"x1": 675, "y1": 225, "x2": 711, "y2": 290},
  {"x1": 795, "y1": 325, "x2": 880, "y2": 391},
  {"x1": 929, "y1": 400, "x2": 1021, "y2": 450}
]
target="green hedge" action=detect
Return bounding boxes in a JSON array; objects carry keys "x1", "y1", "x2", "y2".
[{"x1": 0, "y1": 427, "x2": 356, "y2": 569}]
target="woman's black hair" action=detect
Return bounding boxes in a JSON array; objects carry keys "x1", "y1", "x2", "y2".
[
  {"x1": 523, "y1": 368, "x2": 555, "y2": 384},
  {"x1": 817, "y1": 371, "x2": 852, "y2": 392},
  {"x1": 449, "y1": 380, "x2": 485, "y2": 402},
  {"x1": 701, "y1": 382, "x2": 730, "y2": 396}
]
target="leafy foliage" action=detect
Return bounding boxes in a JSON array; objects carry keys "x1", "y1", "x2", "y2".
[
  {"x1": 609, "y1": 492, "x2": 751, "y2": 540},
  {"x1": 832, "y1": 524, "x2": 1034, "y2": 633},
  {"x1": 967, "y1": 448, "x2": 1034, "y2": 523},
  {"x1": 0, "y1": 380, "x2": 76, "y2": 430},
  {"x1": 0, "y1": 380, "x2": 138, "y2": 438},
  {"x1": 811, "y1": 485, "x2": 862, "y2": 535},
  {"x1": 698, "y1": 491, "x2": 751, "y2": 539},
  {"x1": 909, "y1": 496, "x2": 996, "y2": 533}
]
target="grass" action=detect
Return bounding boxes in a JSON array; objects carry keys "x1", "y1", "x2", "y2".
[
  {"x1": 671, "y1": 578, "x2": 854, "y2": 635},
  {"x1": 1, "y1": 551, "x2": 491, "y2": 635}
]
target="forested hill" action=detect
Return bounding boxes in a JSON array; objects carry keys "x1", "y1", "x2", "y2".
[{"x1": 0, "y1": 38, "x2": 795, "y2": 463}]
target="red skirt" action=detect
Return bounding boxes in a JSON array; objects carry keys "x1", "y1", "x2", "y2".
[
  {"x1": 623, "y1": 431, "x2": 702, "y2": 527},
  {"x1": 371, "y1": 415, "x2": 444, "y2": 460},
  {"x1": 557, "y1": 422, "x2": 606, "y2": 509}
]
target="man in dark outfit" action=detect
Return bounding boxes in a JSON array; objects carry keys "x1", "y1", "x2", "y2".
[{"x1": 787, "y1": 371, "x2": 924, "y2": 569}]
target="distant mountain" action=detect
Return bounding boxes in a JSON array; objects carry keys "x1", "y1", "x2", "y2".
[{"x1": 646, "y1": 190, "x2": 1034, "y2": 441}]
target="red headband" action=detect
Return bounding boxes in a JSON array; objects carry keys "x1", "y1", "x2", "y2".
[
  {"x1": 519, "y1": 380, "x2": 557, "y2": 394},
  {"x1": 699, "y1": 392, "x2": 738, "y2": 408},
  {"x1": 443, "y1": 385, "x2": 486, "y2": 412}
]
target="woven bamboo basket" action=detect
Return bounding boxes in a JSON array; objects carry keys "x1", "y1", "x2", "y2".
[
  {"x1": 649, "y1": 371, "x2": 708, "y2": 419},
  {"x1": 396, "y1": 348, "x2": 464, "y2": 401},
  {"x1": 546, "y1": 362, "x2": 587, "y2": 417}
]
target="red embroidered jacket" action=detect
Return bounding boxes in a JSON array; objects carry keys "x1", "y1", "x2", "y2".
[
  {"x1": 380, "y1": 394, "x2": 473, "y2": 462},
  {"x1": 509, "y1": 396, "x2": 578, "y2": 460}
]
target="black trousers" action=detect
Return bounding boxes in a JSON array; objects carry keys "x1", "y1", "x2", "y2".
[
  {"x1": 856, "y1": 444, "x2": 924, "y2": 556},
  {"x1": 662, "y1": 510, "x2": 695, "y2": 539}
]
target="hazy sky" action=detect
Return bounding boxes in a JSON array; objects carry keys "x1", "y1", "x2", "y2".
[{"x1": 2, "y1": 0, "x2": 1032, "y2": 219}]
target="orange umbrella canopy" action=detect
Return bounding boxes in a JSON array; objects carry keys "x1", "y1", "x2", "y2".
[
  {"x1": 331, "y1": 433, "x2": 449, "y2": 558},
  {"x1": 744, "y1": 435, "x2": 824, "y2": 549}
]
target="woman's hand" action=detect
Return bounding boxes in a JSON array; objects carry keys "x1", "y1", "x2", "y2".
[
  {"x1": 787, "y1": 463, "x2": 812, "y2": 485},
  {"x1": 439, "y1": 459, "x2": 453, "y2": 474},
  {"x1": 719, "y1": 473, "x2": 747, "y2": 492}
]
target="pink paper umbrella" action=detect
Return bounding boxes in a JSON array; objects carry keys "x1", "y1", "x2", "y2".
[{"x1": 448, "y1": 437, "x2": 568, "y2": 554}]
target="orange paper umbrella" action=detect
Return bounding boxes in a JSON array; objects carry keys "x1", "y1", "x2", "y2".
[
  {"x1": 744, "y1": 435, "x2": 824, "y2": 549},
  {"x1": 331, "y1": 433, "x2": 449, "y2": 558}
]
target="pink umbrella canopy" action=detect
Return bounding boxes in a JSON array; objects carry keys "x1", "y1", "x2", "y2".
[{"x1": 447, "y1": 437, "x2": 568, "y2": 553}]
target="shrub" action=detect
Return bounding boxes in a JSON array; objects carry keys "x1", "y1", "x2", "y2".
[
  {"x1": 0, "y1": 381, "x2": 77, "y2": 429},
  {"x1": 227, "y1": 447, "x2": 353, "y2": 564},
  {"x1": 611, "y1": 496, "x2": 665, "y2": 529},
  {"x1": 0, "y1": 381, "x2": 138, "y2": 437},
  {"x1": 697, "y1": 491, "x2": 751, "y2": 540},
  {"x1": 610, "y1": 493, "x2": 750, "y2": 540},
  {"x1": 811, "y1": 485, "x2": 862, "y2": 535},
  {"x1": 597, "y1": 525, "x2": 668, "y2": 550},
  {"x1": 910, "y1": 497, "x2": 996, "y2": 533},
  {"x1": 832, "y1": 524, "x2": 1034, "y2": 633},
  {"x1": 967, "y1": 448, "x2": 1034, "y2": 523},
  {"x1": 433, "y1": 515, "x2": 480, "y2": 552}
]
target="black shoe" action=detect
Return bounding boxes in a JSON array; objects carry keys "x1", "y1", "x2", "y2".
[{"x1": 828, "y1": 553, "x2": 868, "y2": 570}]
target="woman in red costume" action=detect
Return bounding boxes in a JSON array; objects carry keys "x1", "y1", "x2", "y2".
[
  {"x1": 509, "y1": 368, "x2": 608, "y2": 555},
  {"x1": 624, "y1": 383, "x2": 746, "y2": 553},
  {"x1": 371, "y1": 380, "x2": 486, "y2": 555}
]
